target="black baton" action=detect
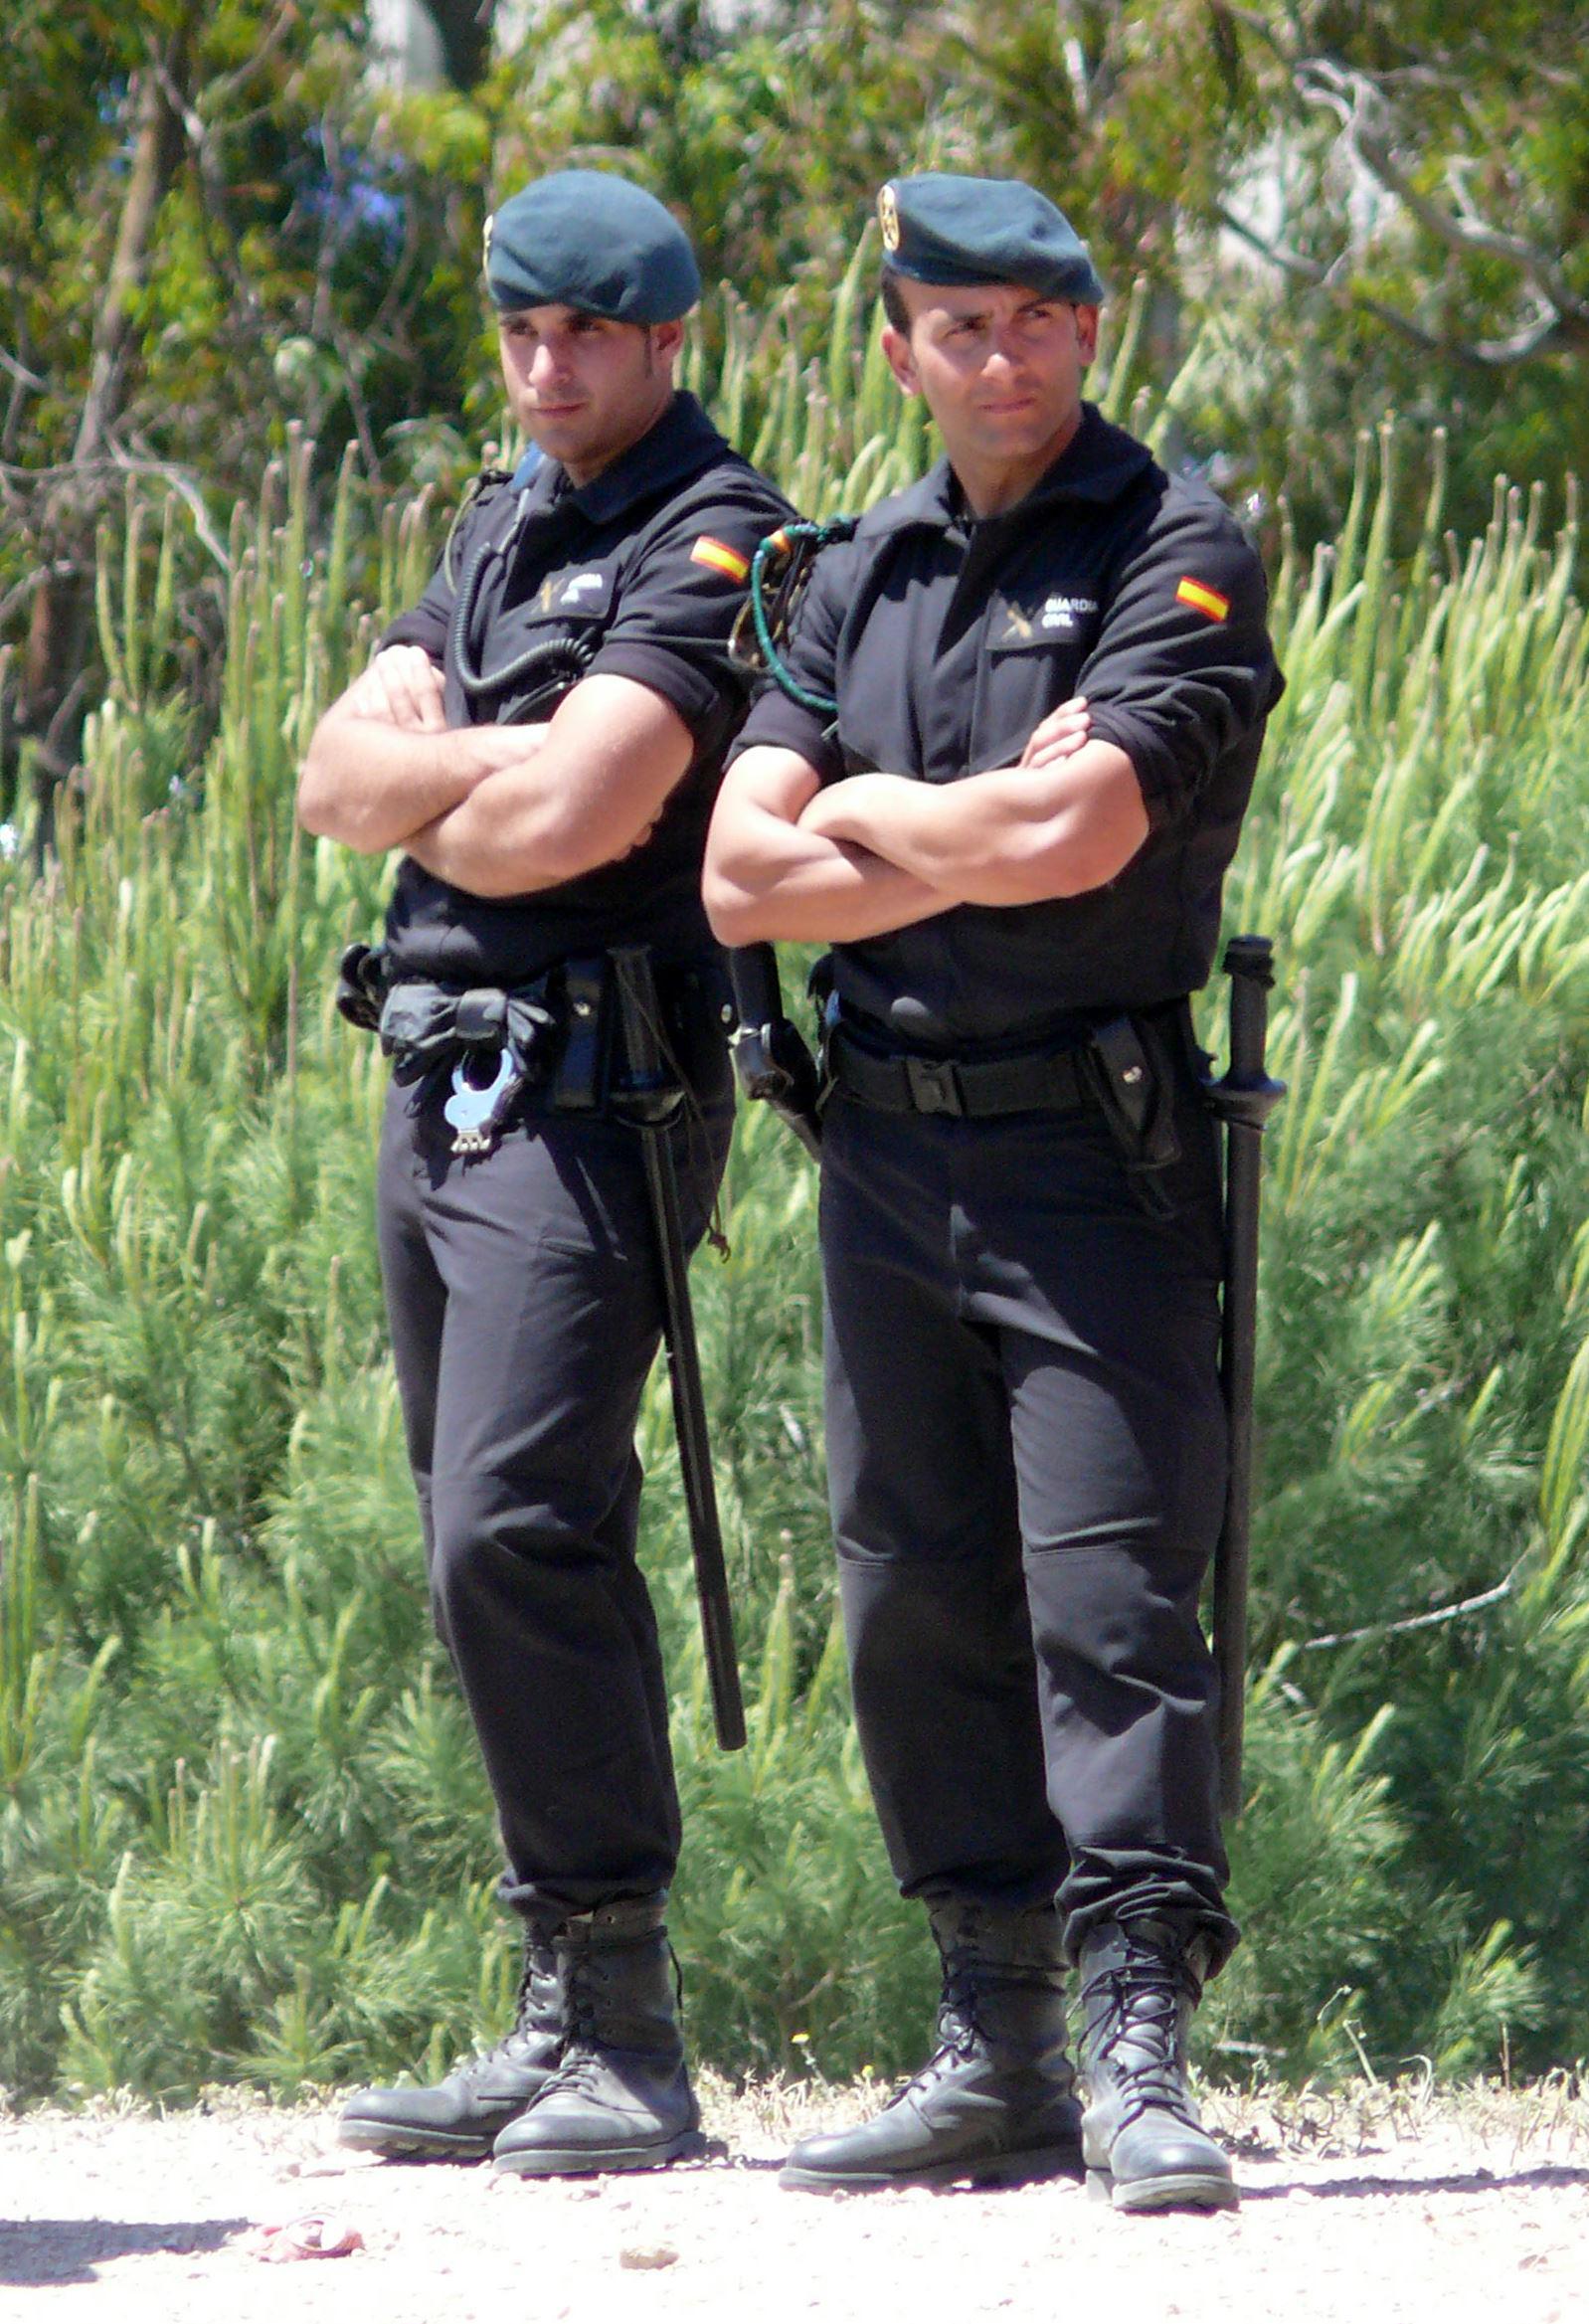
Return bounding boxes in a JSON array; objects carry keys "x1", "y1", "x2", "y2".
[
  {"x1": 611, "y1": 948, "x2": 746, "y2": 1752},
  {"x1": 1204, "y1": 935, "x2": 1286, "y2": 1818},
  {"x1": 727, "y1": 946, "x2": 823, "y2": 1160}
]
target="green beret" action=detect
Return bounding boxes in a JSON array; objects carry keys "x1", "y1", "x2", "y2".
[
  {"x1": 877, "y1": 173, "x2": 1105, "y2": 305},
  {"x1": 484, "y1": 170, "x2": 701, "y2": 324}
]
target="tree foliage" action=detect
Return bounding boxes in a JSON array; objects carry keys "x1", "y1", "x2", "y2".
[
  {"x1": 0, "y1": 0, "x2": 490, "y2": 797},
  {"x1": 5, "y1": 1, "x2": 1588, "y2": 805},
  {"x1": 1194, "y1": 3, "x2": 1589, "y2": 544}
]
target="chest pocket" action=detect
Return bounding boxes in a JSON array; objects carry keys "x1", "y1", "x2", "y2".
[
  {"x1": 535, "y1": 565, "x2": 618, "y2": 625},
  {"x1": 970, "y1": 587, "x2": 1102, "y2": 771},
  {"x1": 986, "y1": 589, "x2": 1101, "y2": 656},
  {"x1": 456, "y1": 552, "x2": 623, "y2": 724}
]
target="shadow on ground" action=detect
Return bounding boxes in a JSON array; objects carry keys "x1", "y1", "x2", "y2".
[
  {"x1": 1242, "y1": 2163, "x2": 1589, "y2": 2204},
  {"x1": 0, "y1": 2216, "x2": 249, "y2": 2287}
]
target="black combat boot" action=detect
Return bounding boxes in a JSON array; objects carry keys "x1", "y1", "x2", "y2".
[
  {"x1": 1076, "y1": 1914, "x2": 1237, "y2": 2212},
  {"x1": 337, "y1": 1920, "x2": 564, "y2": 2159},
  {"x1": 780, "y1": 1899, "x2": 1083, "y2": 2193},
  {"x1": 490, "y1": 1895, "x2": 705, "y2": 2176}
]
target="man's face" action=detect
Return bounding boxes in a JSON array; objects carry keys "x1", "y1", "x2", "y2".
[
  {"x1": 882, "y1": 279, "x2": 1099, "y2": 497},
  {"x1": 497, "y1": 304, "x2": 683, "y2": 484}
]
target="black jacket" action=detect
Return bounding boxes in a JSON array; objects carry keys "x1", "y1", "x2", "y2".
[
  {"x1": 734, "y1": 404, "x2": 1284, "y2": 1045},
  {"x1": 381, "y1": 393, "x2": 791, "y2": 985}
]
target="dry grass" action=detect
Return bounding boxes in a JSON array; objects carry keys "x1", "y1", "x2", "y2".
[
  {"x1": 694, "y1": 2068, "x2": 1589, "y2": 2163},
  {"x1": 1203, "y1": 2070, "x2": 1589, "y2": 2162},
  {"x1": 8, "y1": 2067, "x2": 1584, "y2": 2167}
]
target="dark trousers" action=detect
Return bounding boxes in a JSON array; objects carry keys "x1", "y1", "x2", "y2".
[
  {"x1": 377, "y1": 1070, "x2": 731, "y2": 1919},
  {"x1": 819, "y1": 1054, "x2": 1237, "y2": 1971}
]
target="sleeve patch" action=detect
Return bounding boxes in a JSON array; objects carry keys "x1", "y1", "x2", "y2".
[
  {"x1": 690, "y1": 535, "x2": 751, "y2": 583},
  {"x1": 1175, "y1": 576, "x2": 1231, "y2": 623}
]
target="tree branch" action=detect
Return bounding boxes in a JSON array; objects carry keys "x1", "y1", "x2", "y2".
[
  {"x1": 1302, "y1": 59, "x2": 1577, "y2": 293},
  {"x1": 74, "y1": 15, "x2": 202, "y2": 471},
  {"x1": 1257, "y1": 51, "x2": 1589, "y2": 365},
  {"x1": 0, "y1": 455, "x2": 231, "y2": 574},
  {"x1": 0, "y1": 562, "x2": 76, "y2": 631},
  {"x1": 418, "y1": 0, "x2": 500, "y2": 90},
  {"x1": 1299, "y1": 1563, "x2": 1522, "y2": 1653},
  {"x1": 113, "y1": 442, "x2": 234, "y2": 573},
  {"x1": 1217, "y1": 191, "x2": 1589, "y2": 368},
  {"x1": 1216, "y1": 204, "x2": 1452, "y2": 355},
  {"x1": 0, "y1": 347, "x2": 47, "y2": 394}
]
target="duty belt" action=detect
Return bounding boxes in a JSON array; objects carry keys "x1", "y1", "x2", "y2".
[
  {"x1": 825, "y1": 1007, "x2": 1189, "y2": 1214},
  {"x1": 381, "y1": 967, "x2": 580, "y2": 1157},
  {"x1": 337, "y1": 945, "x2": 612, "y2": 1158},
  {"x1": 336, "y1": 944, "x2": 726, "y2": 1161},
  {"x1": 825, "y1": 1021, "x2": 1089, "y2": 1120}
]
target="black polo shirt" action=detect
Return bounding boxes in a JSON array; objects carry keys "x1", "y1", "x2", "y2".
[
  {"x1": 381, "y1": 392, "x2": 791, "y2": 985},
  {"x1": 734, "y1": 403, "x2": 1284, "y2": 1046}
]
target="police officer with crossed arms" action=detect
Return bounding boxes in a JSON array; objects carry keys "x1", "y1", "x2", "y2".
[
  {"x1": 706, "y1": 172, "x2": 1284, "y2": 2212},
  {"x1": 299, "y1": 170, "x2": 789, "y2": 2178}
]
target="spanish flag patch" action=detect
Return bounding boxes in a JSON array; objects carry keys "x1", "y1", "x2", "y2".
[
  {"x1": 690, "y1": 536, "x2": 750, "y2": 583},
  {"x1": 1175, "y1": 576, "x2": 1231, "y2": 623}
]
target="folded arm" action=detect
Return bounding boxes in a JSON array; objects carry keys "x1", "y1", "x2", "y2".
[
  {"x1": 799, "y1": 734, "x2": 1148, "y2": 908},
  {"x1": 703, "y1": 746, "x2": 952, "y2": 945},
  {"x1": 401, "y1": 673, "x2": 695, "y2": 897},
  {"x1": 297, "y1": 647, "x2": 541, "y2": 856},
  {"x1": 703, "y1": 692, "x2": 1124, "y2": 940},
  {"x1": 299, "y1": 644, "x2": 695, "y2": 897}
]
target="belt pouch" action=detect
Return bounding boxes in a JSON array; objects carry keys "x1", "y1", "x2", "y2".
[
  {"x1": 551, "y1": 955, "x2": 611, "y2": 1111},
  {"x1": 1087, "y1": 1014, "x2": 1182, "y2": 1212}
]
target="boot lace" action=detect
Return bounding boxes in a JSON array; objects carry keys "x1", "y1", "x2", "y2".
[
  {"x1": 538, "y1": 2046, "x2": 608, "y2": 2096},
  {"x1": 1082, "y1": 1943, "x2": 1195, "y2": 2128},
  {"x1": 532, "y1": 1950, "x2": 606, "y2": 2093},
  {"x1": 887, "y1": 1963, "x2": 987, "y2": 2103},
  {"x1": 528, "y1": 1928, "x2": 679, "y2": 2094},
  {"x1": 455, "y1": 1944, "x2": 558, "y2": 2082}
]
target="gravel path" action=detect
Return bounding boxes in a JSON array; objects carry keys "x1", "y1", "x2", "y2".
[{"x1": 2, "y1": 2077, "x2": 1584, "y2": 2322}]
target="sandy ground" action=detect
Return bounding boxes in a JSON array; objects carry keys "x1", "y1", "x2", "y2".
[{"x1": 2, "y1": 2075, "x2": 1586, "y2": 2323}]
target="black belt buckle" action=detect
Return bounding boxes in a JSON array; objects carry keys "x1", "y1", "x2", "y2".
[{"x1": 905, "y1": 1055, "x2": 964, "y2": 1117}]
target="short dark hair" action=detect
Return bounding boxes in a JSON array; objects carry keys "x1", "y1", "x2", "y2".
[{"x1": 879, "y1": 267, "x2": 912, "y2": 332}]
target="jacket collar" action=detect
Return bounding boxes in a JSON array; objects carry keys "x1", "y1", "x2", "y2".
[
  {"x1": 856, "y1": 403, "x2": 1156, "y2": 540},
  {"x1": 525, "y1": 393, "x2": 730, "y2": 525}
]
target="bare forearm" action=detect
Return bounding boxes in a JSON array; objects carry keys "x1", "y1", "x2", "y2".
[
  {"x1": 706, "y1": 744, "x2": 954, "y2": 944},
  {"x1": 402, "y1": 772, "x2": 577, "y2": 897},
  {"x1": 704, "y1": 749, "x2": 947, "y2": 942},
  {"x1": 801, "y1": 744, "x2": 1148, "y2": 905},
  {"x1": 705, "y1": 818, "x2": 950, "y2": 944},
  {"x1": 401, "y1": 674, "x2": 697, "y2": 900},
  {"x1": 297, "y1": 711, "x2": 530, "y2": 855}
]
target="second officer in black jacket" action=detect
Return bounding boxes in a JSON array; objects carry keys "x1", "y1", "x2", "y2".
[{"x1": 706, "y1": 172, "x2": 1283, "y2": 2212}]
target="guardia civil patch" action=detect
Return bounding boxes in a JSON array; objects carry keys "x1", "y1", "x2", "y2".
[
  {"x1": 690, "y1": 536, "x2": 750, "y2": 583},
  {"x1": 1175, "y1": 576, "x2": 1231, "y2": 623}
]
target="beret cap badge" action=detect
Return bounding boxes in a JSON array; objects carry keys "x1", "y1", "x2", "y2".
[
  {"x1": 874, "y1": 172, "x2": 1106, "y2": 306},
  {"x1": 877, "y1": 183, "x2": 901, "y2": 255}
]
